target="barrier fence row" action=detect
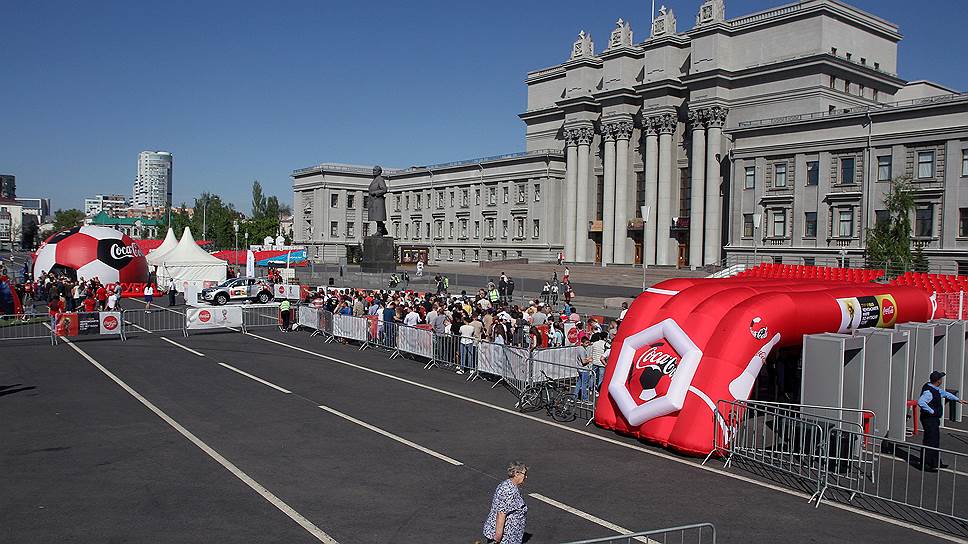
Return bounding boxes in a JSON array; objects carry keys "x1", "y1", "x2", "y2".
[
  {"x1": 559, "y1": 523, "x2": 716, "y2": 544},
  {"x1": 706, "y1": 400, "x2": 968, "y2": 536}
]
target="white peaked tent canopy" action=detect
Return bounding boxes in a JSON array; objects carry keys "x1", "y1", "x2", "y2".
[
  {"x1": 155, "y1": 226, "x2": 227, "y2": 285},
  {"x1": 146, "y1": 227, "x2": 179, "y2": 266}
]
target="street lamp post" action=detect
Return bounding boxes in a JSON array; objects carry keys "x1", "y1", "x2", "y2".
[
  {"x1": 752, "y1": 213, "x2": 762, "y2": 264},
  {"x1": 233, "y1": 220, "x2": 239, "y2": 274},
  {"x1": 640, "y1": 205, "x2": 650, "y2": 292}
]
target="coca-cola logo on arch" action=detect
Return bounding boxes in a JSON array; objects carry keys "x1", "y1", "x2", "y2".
[{"x1": 627, "y1": 340, "x2": 681, "y2": 403}]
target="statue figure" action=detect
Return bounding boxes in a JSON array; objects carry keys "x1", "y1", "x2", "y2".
[{"x1": 368, "y1": 165, "x2": 389, "y2": 236}]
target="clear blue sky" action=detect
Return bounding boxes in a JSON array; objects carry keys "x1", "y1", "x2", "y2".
[{"x1": 2, "y1": 0, "x2": 963, "y2": 215}]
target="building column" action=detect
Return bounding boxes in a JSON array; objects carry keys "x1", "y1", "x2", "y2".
[
  {"x1": 575, "y1": 126, "x2": 594, "y2": 263},
  {"x1": 643, "y1": 118, "x2": 659, "y2": 266},
  {"x1": 655, "y1": 112, "x2": 677, "y2": 266},
  {"x1": 613, "y1": 119, "x2": 634, "y2": 265},
  {"x1": 704, "y1": 106, "x2": 728, "y2": 266},
  {"x1": 688, "y1": 109, "x2": 707, "y2": 268},
  {"x1": 601, "y1": 123, "x2": 617, "y2": 266},
  {"x1": 563, "y1": 128, "x2": 580, "y2": 262}
]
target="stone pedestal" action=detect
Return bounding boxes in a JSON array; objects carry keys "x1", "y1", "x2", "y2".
[{"x1": 361, "y1": 236, "x2": 396, "y2": 273}]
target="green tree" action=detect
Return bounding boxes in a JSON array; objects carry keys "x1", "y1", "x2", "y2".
[
  {"x1": 864, "y1": 177, "x2": 915, "y2": 275},
  {"x1": 52, "y1": 209, "x2": 86, "y2": 232},
  {"x1": 251, "y1": 180, "x2": 267, "y2": 220}
]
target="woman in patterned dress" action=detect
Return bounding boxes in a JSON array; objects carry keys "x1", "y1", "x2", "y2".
[{"x1": 482, "y1": 461, "x2": 529, "y2": 544}]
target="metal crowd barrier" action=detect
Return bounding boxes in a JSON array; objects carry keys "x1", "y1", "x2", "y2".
[
  {"x1": 530, "y1": 346, "x2": 599, "y2": 424},
  {"x1": 0, "y1": 313, "x2": 55, "y2": 345},
  {"x1": 242, "y1": 304, "x2": 281, "y2": 331},
  {"x1": 121, "y1": 308, "x2": 187, "y2": 337},
  {"x1": 707, "y1": 399, "x2": 968, "y2": 535},
  {"x1": 559, "y1": 523, "x2": 716, "y2": 544}
]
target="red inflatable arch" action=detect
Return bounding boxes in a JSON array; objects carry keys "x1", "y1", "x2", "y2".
[{"x1": 594, "y1": 278, "x2": 935, "y2": 456}]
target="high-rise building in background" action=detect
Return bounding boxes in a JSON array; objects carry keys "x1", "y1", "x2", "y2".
[
  {"x1": 0, "y1": 175, "x2": 15, "y2": 200},
  {"x1": 132, "y1": 151, "x2": 172, "y2": 208},
  {"x1": 84, "y1": 194, "x2": 128, "y2": 216}
]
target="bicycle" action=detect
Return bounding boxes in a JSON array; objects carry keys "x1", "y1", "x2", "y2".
[{"x1": 517, "y1": 370, "x2": 578, "y2": 422}]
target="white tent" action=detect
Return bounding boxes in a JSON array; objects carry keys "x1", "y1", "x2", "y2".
[
  {"x1": 146, "y1": 227, "x2": 179, "y2": 266},
  {"x1": 155, "y1": 226, "x2": 227, "y2": 286}
]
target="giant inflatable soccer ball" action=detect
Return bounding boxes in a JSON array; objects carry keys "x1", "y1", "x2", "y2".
[{"x1": 33, "y1": 226, "x2": 149, "y2": 284}]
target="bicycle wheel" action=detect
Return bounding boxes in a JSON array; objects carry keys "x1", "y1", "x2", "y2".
[
  {"x1": 552, "y1": 393, "x2": 578, "y2": 422},
  {"x1": 518, "y1": 385, "x2": 544, "y2": 412}
]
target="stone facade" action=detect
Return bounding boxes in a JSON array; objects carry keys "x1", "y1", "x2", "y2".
[{"x1": 294, "y1": 0, "x2": 968, "y2": 271}]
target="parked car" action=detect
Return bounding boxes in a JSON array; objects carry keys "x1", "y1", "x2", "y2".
[{"x1": 200, "y1": 277, "x2": 273, "y2": 305}]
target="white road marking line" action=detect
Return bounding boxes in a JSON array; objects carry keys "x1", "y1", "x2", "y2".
[
  {"x1": 159, "y1": 335, "x2": 206, "y2": 357},
  {"x1": 528, "y1": 493, "x2": 656, "y2": 544},
  {"x1": 317, "y1": 404, "x2": 462, "y2": 466},
  {"x1": 125, "y1": 321, "x2": 153, "y2": 334},
  {"x1": 244, "y1": 331, "x2": 964, "y2": 543},
  {"x1": 219, "y1": 362, "x2": 292, "y2": 394},
  {"x1": 58, "y1": 336, "x2": 338, "y2": 544}
]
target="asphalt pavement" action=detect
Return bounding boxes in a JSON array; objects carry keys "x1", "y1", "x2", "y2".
[{"x1": 1, "y1": 318, "x2": 962, "y2": 543}]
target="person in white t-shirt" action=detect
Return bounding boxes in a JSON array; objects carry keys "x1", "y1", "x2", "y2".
[
  {"x1": 106, "y1": 292, "x2": 119, "y2": 311},
  {"x1": 619, "y1": 301, "x2": 629, "y2": 321},
  {"x1": 142, "y1": 285, "x2": 154, "y2": 313},
  {"x1": 458, "y1": 318, "x2": 477, "y2": 374},
  {"x1": 404, "y1": 308, "x2": 420, "y2": 327}
]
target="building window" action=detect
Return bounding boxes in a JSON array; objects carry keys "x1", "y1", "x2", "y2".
[
  {"x1": 488, "y1": 187, "x2": 496, "y2": 205},
  {"x1": 403, "y1": 223, "x2": 409, "y2": 239},
  {"x1": 534, "y1": 185, "x2": 541, "y2": 202},
  {"x1": 772, "y1": 209, "x2": 786, "y2": 237},
  {"x1": 915, "y1": 204, "x2": 933, "y2": 237},
  {"x1": 459, "y1": 219, "x2": 467, "y2": 238},
  {"x1": 743, "y1": 214, "x2": 753, "y2": 238},
  {"x1": 533, "y1": 220, "x2": 540, "y2": 238},
  {"x1": 803, "y1": 256, "x2": 815, "y2": 266},
  {"x1": 460, "y1": 249, "x2": 466, "y2": 262},
  {"x1": 838, "y1": 209, "x2": 854, "y2": 237},
  {"x1": 437, "y1": 190, "x2": 444, "y2": 208},
  {"x1": 448, "y1": 221, "x2": 454, "y2": 238},
  {"x1": 393, "y1": 222, "x2": 400, "y2": 237},
  {"x1": 437, "y1": 248, "x2": 442, "y2": 260},
  {"x1": 461, "y1": 189, "x2": 468, "y2": 207},
  {"x1": 425, "y1": 222, "x2": 431, "y2": 239},
  {"x1": 516, "y1": 184, "x2": 526, "y2": 203},
  {"x1": 744, "y1": 166, "x2": 755, "y2": 189},
  {"x1": 474, "y1": 249, "x2": 479, "y2": 261},
  {"x1": 346, "y1": 194, "x2": 355, "y2": 208},
  {"x1": 435, "y1": 220, "x2": 443, "y2": 238},
  {"x1": 875, "y1": 209, "x2": 890, "y2": 228},
  {"x1": 474, "y1": 220, "x2": 480, "y2": 238},
  {"x1": 475, "y1": 189, "x2": 481, "y2": 205},
  {"x1": 917, "y1": 151, "x2": 935, "y2": 179},
  {"x1": 503, "y1": 187, "x2": 509, "y2": 204},
  {"x1": 806, "y1": 161, "x2": 819, "y2": 186},
  {"x1": 450, "y1": 191, "x2": 455, "y2": 207},
  {"x1": 330, "y1": 221, "x2": 338, "y2": 237},
  {"x1": 774, "y1": 163, "x2": 787, "y2": 188},
  {"x1": 804, "y1": 212, "x2": 817, "y2": 238},
  {"x1": 962, "y1": 149, "x2": 968, "y2": 177},
  {"x1": 394, "y1": 195, "x2": 400, "y2": 211},
  {"x1": 959, "y1": 208, "x2": 968, "y2": 237},
  {"x1": 486, "y1": 218, "x2": 495, "y2": 238},
  {"x1": 877, "y1": 156, "x2": 892, "y2": 181},
  {"x1": 331, "y1": 194, "x2": 339, "y2": 208},
  {"x1": 414, "y1": 194, "x2": 421, "y2": 210},
  {"x1": 515, "y1": 218, "x2": 525, "y2": 238},
  {"x1": 840, "y1": 157, "x2": 855, "y2": 184},
  {"x1": 502, "y1": 220, "x2": 508, "y2": 238},
  {"x1": 404, "y1": 194, "x2": 410, "y2": 210},
  {"x1": 347, "y1": 222, "x2": 355, "y2": 237},
  {"x1": 773, "y1": 210, "x2": 786, "y2": 238},
  {"x1": 448, "y1": 249, "x2": 454, "y2": 261},
  {"x1": 363, "y1": 223, "x2": 370, "y2": 237},
  {"x1": 829, "y1": 75, "x2": 836, "y2": 89}
]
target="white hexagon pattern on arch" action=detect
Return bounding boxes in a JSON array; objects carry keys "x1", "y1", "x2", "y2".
[
  {"x1": 33, "y1": 243, "x2": 57, "y2": 280},
  {"x1": 79, "y1": 225, "x2": 126, "y2": 241},
  {"x1": 607, "y1": 318, "x2": 703, "y2": 427},
  {"x1": 76, "y1": 260, "x2": 121, "y2": 284}
]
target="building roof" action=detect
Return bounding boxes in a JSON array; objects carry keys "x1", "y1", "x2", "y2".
[{"x1": 89, "y1": 211, "x2": 162, "y2": 226}]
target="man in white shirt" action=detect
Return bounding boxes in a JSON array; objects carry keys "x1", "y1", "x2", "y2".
[
  {"x1": 457, "y1": 318, "x2": 477, "y2": 374},
  {"x1": 532, "y1": 306, "x2": 548, "y2": 326},
  {"x1": 619, "y1": 301, "x2": 629, "y2": 321},
  {"x1": 106, "y1": 292, "x2": 119, "y2": 311},
  {"x1": 403, "y1": 307, "x2": 420, "y2": 327}
]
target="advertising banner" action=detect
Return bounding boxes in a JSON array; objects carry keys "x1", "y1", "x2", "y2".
[
  {"x1": 273, "y1": 283, "x2": 302, "y2": 300},
  {"x1": 397, "y1": 325, "x2": 433, "y2": 359},
  {"x1": 186, "y1": 306, "x2": 243, "y2": 330},
  {"x1": 54, "y1": 312, "x2": 102, "y2": 337},
  {"x1": 99, "y1": 312, "x2": 123, "y2": 335},
  {"x1": 332, "y1": 314, "x2": 367, "y2": 342}
]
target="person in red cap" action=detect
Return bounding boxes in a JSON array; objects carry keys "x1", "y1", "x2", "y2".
[{"x1": 918, "y1": 370, "x2": 968, "y2": 471}]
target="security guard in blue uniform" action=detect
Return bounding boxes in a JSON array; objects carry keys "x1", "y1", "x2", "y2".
[{"x1": 917, "y1": 371, "x2": 968, "y2": 471}]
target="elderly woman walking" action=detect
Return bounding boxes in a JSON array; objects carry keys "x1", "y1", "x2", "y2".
[{"x1": 482, "y1": 462, "x2": 529, "y2": 544}]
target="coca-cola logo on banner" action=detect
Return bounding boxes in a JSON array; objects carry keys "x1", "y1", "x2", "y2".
[
  {"x1": 566, "y1": 326, "x2": 580, "y2": 344},
  {"x1": 102, "y1": 315, "x2": 119, "y2": 331},
  {"x1": 882, "y1": 297, "x2": 895, "y2": 318},
  {"x1": 627, "y1": 340, "x2": 680, "y2": 404},
  {"x1": 277, "y1": 285, "x2": 285, "y2": 294},
  {"x1": 199, "y1": 309, "x2": 212, "y2": 323}
]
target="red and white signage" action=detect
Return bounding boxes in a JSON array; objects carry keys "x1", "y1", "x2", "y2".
[
  {"x1": 99, "y1": 312, "x2": 122, "y2": 335},
  {"x1": 186, "y1": 306, "x2": 243, "y2": 330}
]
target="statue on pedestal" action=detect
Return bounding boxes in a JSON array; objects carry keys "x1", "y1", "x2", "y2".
[{"x1": 368, "y1": 165, "x2": 389, "y2": 236}]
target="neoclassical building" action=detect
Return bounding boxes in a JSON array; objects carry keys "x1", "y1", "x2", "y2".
[{"x1": 294, "y1": 0, "x2": 968, "y2": 272}]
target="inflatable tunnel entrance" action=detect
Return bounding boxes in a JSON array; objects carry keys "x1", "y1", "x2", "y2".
[{"x1": 594, "y1": 278, "x2": 934, "y2": 456}]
